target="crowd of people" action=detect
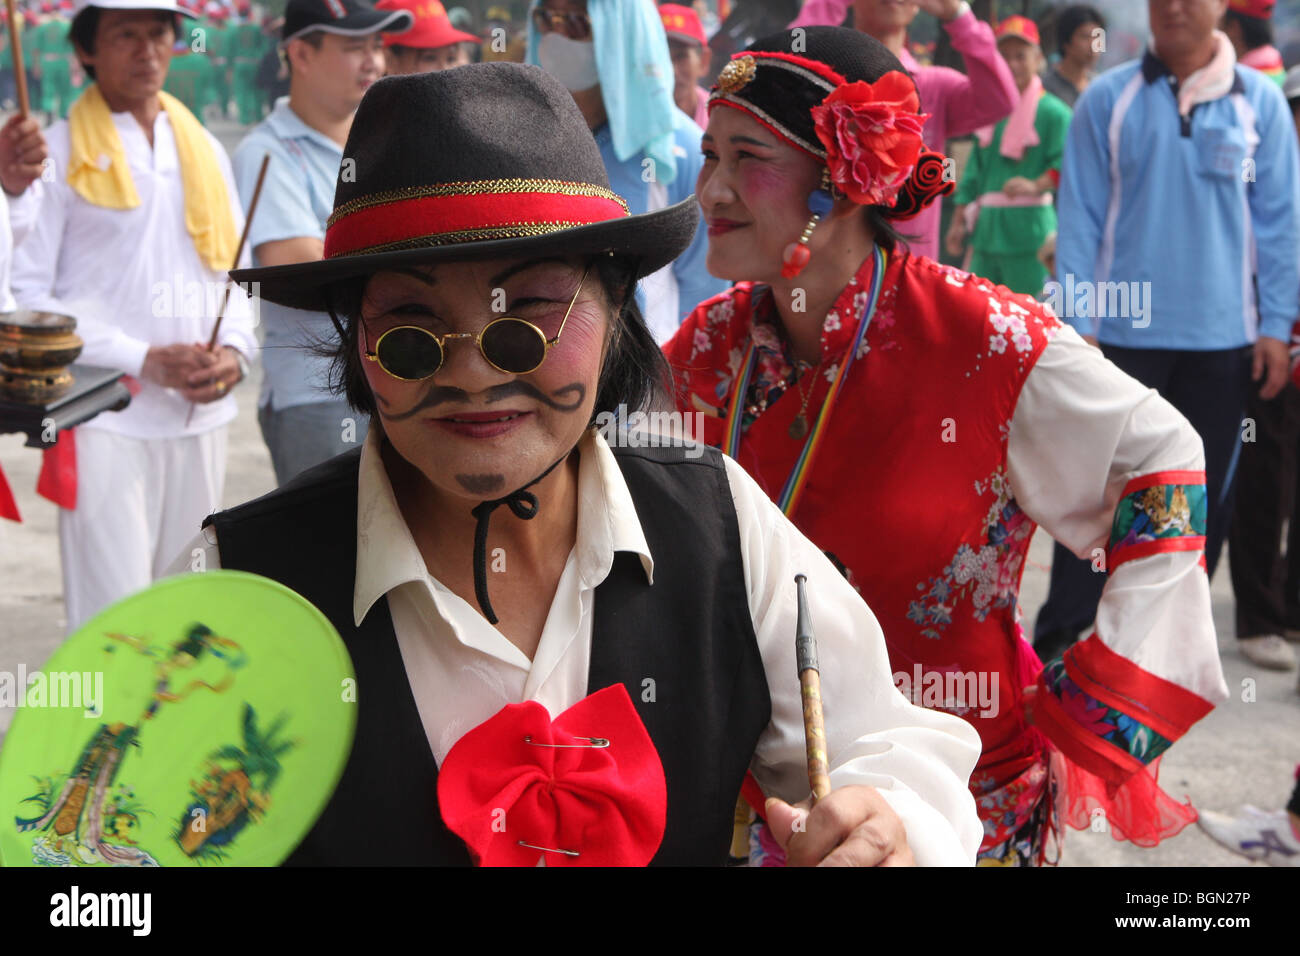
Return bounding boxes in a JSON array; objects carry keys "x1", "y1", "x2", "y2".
[{"x1": 0, "y1": 0, "x2": 1298, "y2": 868}]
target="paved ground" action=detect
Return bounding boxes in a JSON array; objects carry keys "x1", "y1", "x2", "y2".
[{"x1": 1, "y1": 118, "x2": 1297, "y2": 867}]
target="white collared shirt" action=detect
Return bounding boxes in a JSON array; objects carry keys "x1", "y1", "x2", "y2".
[
  {"x1": 177, "y1": 428, "x2": 984, "y2": 865},
  {"x1": 11, "y1": 108, "x2": 257, "y2": 439}
]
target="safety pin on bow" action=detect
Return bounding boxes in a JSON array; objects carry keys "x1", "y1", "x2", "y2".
[
  {"x1": 523, "y1": 734, "x2": 609, "y2": 748},
  {"x1": 518, "y1": 840, "x2": 581, "y2": 857}
]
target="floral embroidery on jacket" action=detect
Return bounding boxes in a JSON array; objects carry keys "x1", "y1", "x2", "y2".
[
  {"x1": 908, "y1": 465, "x2": 1033, "y2": 640},
  {"x1": 694, "y1": 257, "x2": 889, "y2": 433}
]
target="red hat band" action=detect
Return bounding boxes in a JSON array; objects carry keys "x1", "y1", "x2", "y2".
[{"x1": 323, "y1": 178, "x2": 631, "y2": 259}]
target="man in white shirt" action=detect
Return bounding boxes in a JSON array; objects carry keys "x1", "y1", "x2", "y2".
[{"x1": 11, "y1": 0, "x2": 257, "y2": 632}]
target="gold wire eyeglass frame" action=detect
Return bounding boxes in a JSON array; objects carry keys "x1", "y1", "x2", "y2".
[{"x1": 362, "y1": 264, "x2": 591, "y2": 381}]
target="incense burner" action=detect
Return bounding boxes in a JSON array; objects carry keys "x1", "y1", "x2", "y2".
[{"x1": 0, "y1": 310, "x2": 83, "y2": 404}]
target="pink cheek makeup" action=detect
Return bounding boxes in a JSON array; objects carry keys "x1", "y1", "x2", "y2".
[
  {"x1": 541, "y1": 311, "x2": 604, "y2": 380},
  {"x1": 741, "y1": 161, "x2": 791, "y2": 205}
]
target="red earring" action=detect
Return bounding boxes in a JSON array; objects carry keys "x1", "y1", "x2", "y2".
[
  {"x1": 781, "y1": 170, "x2": 836, "y2": 280},
  {"x1": 781, "y1": 218, "x2": 818, "y2": 279}
]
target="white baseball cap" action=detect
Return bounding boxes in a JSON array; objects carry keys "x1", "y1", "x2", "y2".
[{"x1": 71, "y1": 0, "x2": 198, "y2": 19}]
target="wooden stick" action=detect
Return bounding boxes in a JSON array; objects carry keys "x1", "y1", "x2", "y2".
[
  {"x1": 794, "y1": 574, "x2": 831, "y2": 802},
  {"x1": 184, "y1": 153, "x2": 270, "y2": 426},
  {"x1": 5, "y1": 0, "x2": 28, "y2": 118},
  {"x1": 203, "y1": 153, "x2": 270, "y2": 352}
]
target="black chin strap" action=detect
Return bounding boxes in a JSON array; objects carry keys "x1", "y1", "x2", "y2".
[{"x1": 468, "y1": 454, "x2": 569, "y2": 625}]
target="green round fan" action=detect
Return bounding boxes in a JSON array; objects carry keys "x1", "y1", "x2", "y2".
[{"x1": 0, "y1": 571, "x2": 354, "y2": 867}]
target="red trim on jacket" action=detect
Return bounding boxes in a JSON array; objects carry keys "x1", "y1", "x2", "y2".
[{"x1": 1068, "y1": 633, "x2": 1214, "y2": 737}]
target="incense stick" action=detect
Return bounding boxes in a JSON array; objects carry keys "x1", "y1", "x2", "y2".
[
  {"x1": 794, "y1": 574, "x2": 831, "y2": 802},
  {"x1": 184, "y1": 153, "x2": 270, "y2": 427},
  {"x1": 4, "y1": 0, "x2": 28, "y2": 118}
]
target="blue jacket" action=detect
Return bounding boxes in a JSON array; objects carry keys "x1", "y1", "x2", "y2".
[{"x1": 1055, "y1": 50, "x2": 1300, "y2": 349}]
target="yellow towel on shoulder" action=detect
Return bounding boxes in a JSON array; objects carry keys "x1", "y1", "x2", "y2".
[{"x1": 66, "y1": 83, "x2": 238, "y2": 271}]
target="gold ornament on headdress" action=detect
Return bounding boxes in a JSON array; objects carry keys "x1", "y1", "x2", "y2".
[{"x1": 717, "y1": 55, "x2": 757, "y2": 94}]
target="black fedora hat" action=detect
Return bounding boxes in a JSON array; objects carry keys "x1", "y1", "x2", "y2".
[{"x1": 233, "y1": 63, "x2": 701, "y2": 313}]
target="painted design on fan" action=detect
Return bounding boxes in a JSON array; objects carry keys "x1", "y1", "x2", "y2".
[
  {"x1": 175, "y1": 704, "x2": 296, "y2": 862},
  {"x1": 15, "y1": 623, "x2": 245, "y2": 867}
]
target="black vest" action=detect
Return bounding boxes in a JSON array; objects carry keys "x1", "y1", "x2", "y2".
[{"x1": 204, "y1": 443, "x2": 770, "y2": 866}]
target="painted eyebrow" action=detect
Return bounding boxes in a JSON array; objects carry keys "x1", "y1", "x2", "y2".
[
  {"x1": 730, "y1": 136, "x2": 775, "y2": 148},
  {"x1": 700, "y1": 134, "x2": 776, "y2": 150},
  {"x1": 488, "y1": 256, "x2": 571, "y2": 286},
  {"x1": 391, "y1": 267, "x2": 437, "y2": 286}
]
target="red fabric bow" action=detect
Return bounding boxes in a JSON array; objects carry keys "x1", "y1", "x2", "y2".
[
  {"x1": 437, "y1": 683, "x2": 667, "y2": 867},
  {"x1": 811, "y1": 72, "x2": 929, "y2": 207}
]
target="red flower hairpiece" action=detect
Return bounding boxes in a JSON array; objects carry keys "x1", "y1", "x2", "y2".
[{"x1": 811, "y1": 72, "x2": 930, "y2": 207}]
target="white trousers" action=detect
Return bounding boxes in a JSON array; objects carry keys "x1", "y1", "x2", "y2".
[{"x1": 59, "y1": 427, "x2": 227, "y2": 634}]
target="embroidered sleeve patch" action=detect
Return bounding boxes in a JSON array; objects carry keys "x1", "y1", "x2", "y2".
[
  {"x1": 1108, "y1": 470, "x2": 1207, "y2": 571},
  {"x1": 1040, "y1": 658, "x2": 1173, "y2": 766},
  {"x1": 1032, "y1": 633, "x2": 1214, "y2": 785}
]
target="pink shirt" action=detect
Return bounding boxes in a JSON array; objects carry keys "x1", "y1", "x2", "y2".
[
  {"x1": 791, "y1": 0, "x2": 851, "y2": 28},
  {"x1": 788, "y1": 7, "x2": 1018, "y2": 261}
]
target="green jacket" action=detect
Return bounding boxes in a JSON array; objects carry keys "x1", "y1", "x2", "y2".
[{"x1": 953, "y1": 91, "x2": 1071, "y2": 255}]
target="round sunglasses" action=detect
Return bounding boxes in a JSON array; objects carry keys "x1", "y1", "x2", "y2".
[{"x1": 363, "y1": 265, "x2": 590, "y2": 381}]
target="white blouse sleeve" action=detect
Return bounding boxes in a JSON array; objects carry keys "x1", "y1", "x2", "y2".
[
  {"x1": 1006, "y1": 325, "x2": 1228, "y2": 750},
  {"x1": 724, "y1": 455, "x2": 984, "y2": 866}
]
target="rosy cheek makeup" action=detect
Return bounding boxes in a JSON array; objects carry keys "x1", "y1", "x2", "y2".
[
  {"x1": 740, "y1": 162, "x2": 789, "y2": 203},
  {"x1": 541, "y1": 313, "x2": 604, "y2": 381}
]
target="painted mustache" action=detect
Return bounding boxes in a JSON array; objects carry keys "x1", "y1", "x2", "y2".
[{"x1": 377, "y1": 381, "x2": 587, "y2": 421}]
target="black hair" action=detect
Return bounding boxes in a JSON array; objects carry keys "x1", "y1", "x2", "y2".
[
  {"x1": 1055, "y1": 5, "x2": 1106, "y2": 59},
  {"x1": 866, "y1": 207, "x2": 906, "y2": 252},
  {"x1": 69, "y1": 7, "x2": 180, "y2": 82},
  {"x1": 1224, "y1": 10, "x2": 1274, "y2": 52},
  {"x1": 317, "y1": 254, "x2": 671, "y2": 425}
]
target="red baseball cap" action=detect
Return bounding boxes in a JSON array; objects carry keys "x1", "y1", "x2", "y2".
[
  {"x1": 1229, "y1": 0, "x2": 1275, "y2": 19},
  {"x1": 376, "y1": 0, "x2": 478, "y2": 49},
  {"x1": 659, "y1": 3, "x2": 706, "y2": 48},
  {"x1": 996, "y1": 15, "x2": 1040, "y2": 47}
]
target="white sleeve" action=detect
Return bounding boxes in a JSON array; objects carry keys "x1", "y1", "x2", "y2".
[
  {"x1": 10, "y1": 136, "x2": 151, "y2": 377},
  {"x1": 6, "y1": 181, "x2": 40, "y2": 247},
  {"x1": 728, "y1": 455, "x2": 983, "y2": 866},
  {"x1": 1007, "y1": 325, "x2": 1228, "y2": 706}
]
